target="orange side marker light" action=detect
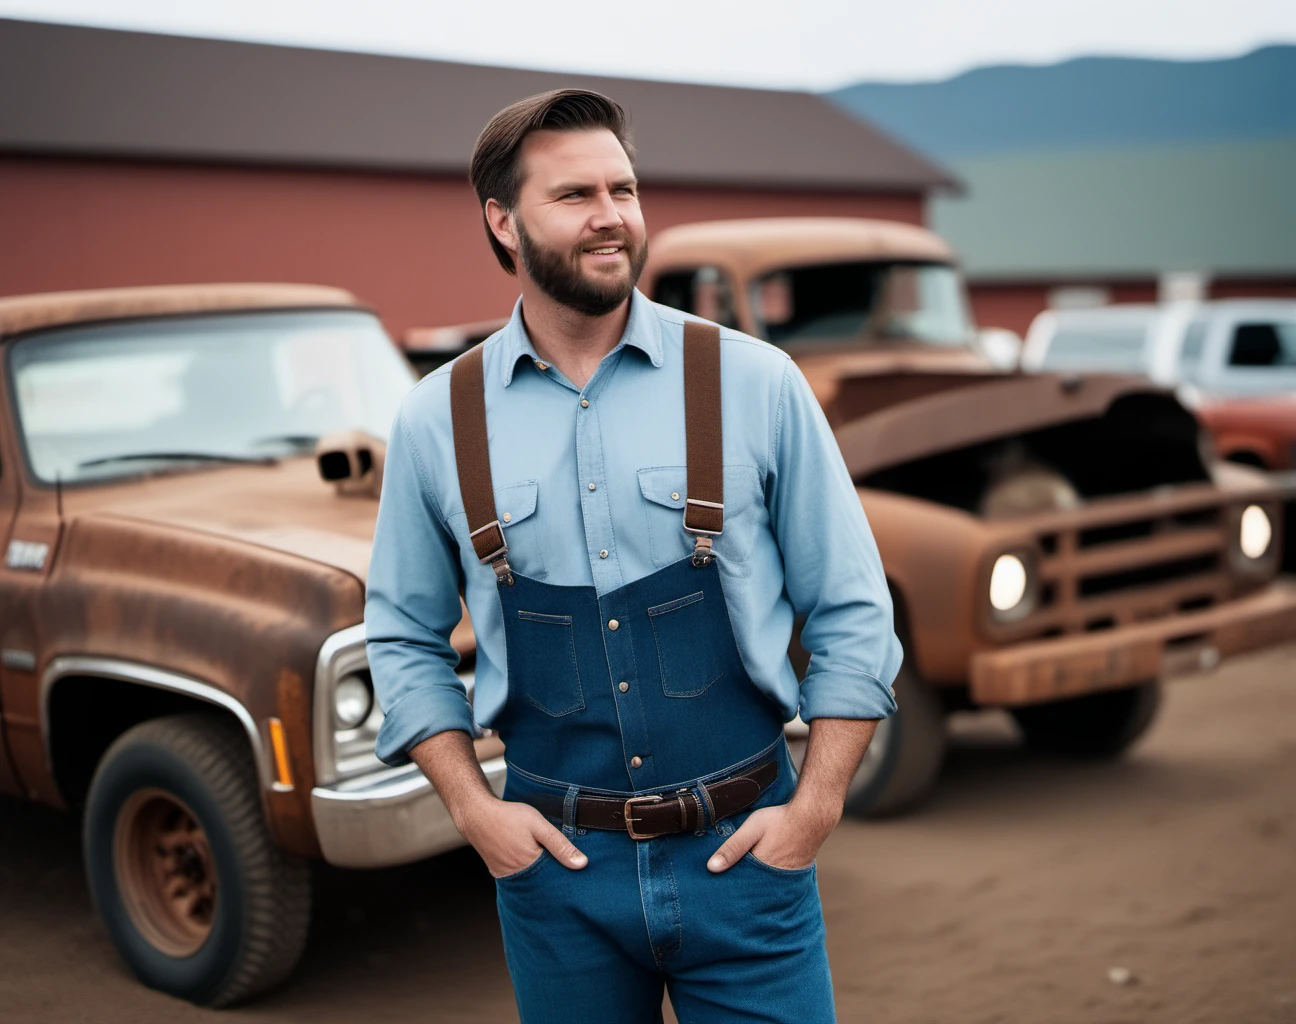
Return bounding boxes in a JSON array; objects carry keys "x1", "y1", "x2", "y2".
[{"x1": 268, "y1": 717, "x2": 294, "y2": 790}]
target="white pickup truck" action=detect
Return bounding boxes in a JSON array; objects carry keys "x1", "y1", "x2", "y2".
[{"x1": 1021, "y1": 299, "x2": 1296, "y2": 398}]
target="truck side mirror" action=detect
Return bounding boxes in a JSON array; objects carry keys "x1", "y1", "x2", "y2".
[{"x1": 316, "y1": 430, "x2": 386, "y2": 498}]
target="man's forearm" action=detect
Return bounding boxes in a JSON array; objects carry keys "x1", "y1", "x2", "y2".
[
  {"x1": 408, "y1": 729, "x2": 499, "y2": 833},
  {"x1": 790, "y1": 717, "x2": 879, "y2": 828}
]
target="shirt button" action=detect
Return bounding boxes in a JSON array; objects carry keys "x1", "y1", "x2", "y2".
[
  {"x1": 580, "y1": 398, "x2": 590, "y2": 408},
  {"x1": 619, "y1": 681, "x2": 629, "y2": 693},
  {"x1": 588, "y1": 482, "x2": 597, "y2": 491},
  {"x1": 671, "y1": 492, "x2": 680, "y2": 501},
  {"x1": 608, "y1": 619, "x2": 619, "y2": 631},
  {"x1": 599, "y1": 549, "x2": 609, "y2": 559},
  {"x1": 502, "y1": 512, "x2": 512, "y2": 523},
  {"x1": 535, "y1": 360, "x2": 549, "y2": 370},
  {"x1": 630, "y1": 756, "x2": 643, "y2": 768}
]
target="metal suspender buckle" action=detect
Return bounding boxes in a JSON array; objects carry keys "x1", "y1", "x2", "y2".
[
  {"x1": 683, "y1": 498, "x2": 723, "y2": 566},
  {"x1": 470, "y1": 520, "x2": 515, "y2": 586}
]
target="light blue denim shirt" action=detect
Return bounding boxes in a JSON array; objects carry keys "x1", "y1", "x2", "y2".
[{"x1": 365, "y1": 290, "x2": 902, "y2": 767}]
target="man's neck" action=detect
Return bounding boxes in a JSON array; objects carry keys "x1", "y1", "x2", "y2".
[{"x1": 518, "y1": 282, "x2": 632, "y2": 389}]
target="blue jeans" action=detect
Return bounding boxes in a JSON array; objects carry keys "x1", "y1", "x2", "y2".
[{"x1": 496, "y1": 740, "x2": 835, "y2": 1024}]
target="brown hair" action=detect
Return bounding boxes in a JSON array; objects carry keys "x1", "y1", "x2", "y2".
[{"x1": 469, "y1": 89, "x2": 635, "y2": 274}]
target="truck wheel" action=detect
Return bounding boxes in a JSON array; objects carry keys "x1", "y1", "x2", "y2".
[
  {"x1": 843, "y1": 664, "x2": 947, "y2": 818},
  {"x1": 1011, "y1": 680, "x2": 1162, "y2": 757},
  {"x1": 83, "y1": 712, "x2": 311, "y2": 1007}
]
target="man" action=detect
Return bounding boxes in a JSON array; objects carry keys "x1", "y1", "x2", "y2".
[{"x1": 365, "y1": 88, "x2": 902, "y2": 1024}]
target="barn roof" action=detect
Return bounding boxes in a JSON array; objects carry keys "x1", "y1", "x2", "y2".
[{"x1": 0, "y1": 18, "x2": 956, "y2": 192}]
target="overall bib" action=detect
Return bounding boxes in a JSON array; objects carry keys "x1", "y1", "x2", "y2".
[{"x1": 450, "y1": 323, "x2": 835, "y2": 1024}]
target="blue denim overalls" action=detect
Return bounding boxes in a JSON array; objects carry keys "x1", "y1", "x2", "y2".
[{"x1": 450, "y1": 323, "x2": 835, "y2": 1024}]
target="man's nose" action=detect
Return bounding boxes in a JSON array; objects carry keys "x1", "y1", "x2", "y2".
[{"x1": 588, "y1": 190, "x2": 623, "y2": 231}]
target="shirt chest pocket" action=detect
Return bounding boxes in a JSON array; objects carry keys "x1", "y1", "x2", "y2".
[
  {"x1": 636, "y1": 465, "x2": 766, "y2": 575},
  {"x1": 450, "y1": 479, "x2": 547, "y2": 580}
]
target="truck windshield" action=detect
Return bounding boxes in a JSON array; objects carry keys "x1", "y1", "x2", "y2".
[
  {"x1": 753, "y1": 261, "x2": 973, "y2": 348},
  {"x1": 9, "y1": 309, "x2": 416, "y2": 485}
]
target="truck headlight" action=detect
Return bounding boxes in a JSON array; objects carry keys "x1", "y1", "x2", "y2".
[
  {"x1": 1239, "y1": 505, "x2": 1272, "y2": 560},
  {"x1": 334, "y1": 672, "x2": 374, "y2": 729},
  {"x1": 990, "y1": 554, "x2": 1029, "y2": 612},
  {"x1": 988, "y1": 547, "x2": 1042, "y2": 624}
]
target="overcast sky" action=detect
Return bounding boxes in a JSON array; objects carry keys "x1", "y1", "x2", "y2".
[{"x1": 3, "y1": 0, "x2": 1294, "y2": 89}]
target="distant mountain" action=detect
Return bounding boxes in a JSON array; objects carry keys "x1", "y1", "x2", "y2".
[{"x1": 828, "y1": 46, "x2": 1296, "y2": 159}]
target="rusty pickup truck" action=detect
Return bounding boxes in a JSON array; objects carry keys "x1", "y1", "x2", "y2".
[
  {"x1": 0, "y1": 284, "x2": 493, "y2": 1006},
  {"x1": 641, "y1": 217, "x2": 1296, "y2": 814}
]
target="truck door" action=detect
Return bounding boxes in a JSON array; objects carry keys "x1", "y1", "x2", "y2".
[{"x1": 0, "y1": 409, "x2": 26, "y2": 797}]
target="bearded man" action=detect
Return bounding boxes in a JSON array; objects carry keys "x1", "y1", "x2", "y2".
[{"x1": 365, "y1": 89, "x2": 902, "y2": 1024}]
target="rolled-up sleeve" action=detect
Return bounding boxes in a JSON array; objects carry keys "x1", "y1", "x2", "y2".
[
  {"x1": 768, "y1": 359, "x2": 902, "y2": 722},
  {"x1": 365, "y1": 405, "x2": 474, "y2": 766}
]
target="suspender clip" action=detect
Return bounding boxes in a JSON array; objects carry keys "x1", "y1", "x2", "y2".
[
  {"x1": 690, "y1": 535, "x2": 714, "y2": 567},
  {"x1": 470, "y1": 520, "x2": 515, "y2": 586},
  {"x1": 683, "y1": 498, "x2": 723, "y2": 566}
]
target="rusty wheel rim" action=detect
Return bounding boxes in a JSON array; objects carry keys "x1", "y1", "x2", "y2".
[{"x1": 113, "y1": 788, "x2": 217, "y2": 957}]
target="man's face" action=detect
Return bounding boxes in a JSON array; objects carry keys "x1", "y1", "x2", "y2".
[{"x1": 509, "y1": 128, "x2": 648, "y2": 317}]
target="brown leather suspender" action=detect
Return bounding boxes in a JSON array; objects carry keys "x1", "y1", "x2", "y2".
[
  {"x1": 449, "y1": 345, "x2": 516, "y2": 586},
  {"x1": 448, "y1": 321, "x2": 724, "y2": 584},
  {"x1": 681, "y1": 321, "x2": 724, "y2": 565}
]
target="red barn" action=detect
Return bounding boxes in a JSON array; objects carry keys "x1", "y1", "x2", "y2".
[{"x1": 0, "y1": 19, "x2": 957, "y2": 339}]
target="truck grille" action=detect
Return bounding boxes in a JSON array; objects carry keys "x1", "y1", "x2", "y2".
[{"x1": 1001, "y1": 490, "x2": 1249, "y2": 640}]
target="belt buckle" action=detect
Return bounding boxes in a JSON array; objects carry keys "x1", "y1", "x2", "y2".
[{"x1": 623, "y1": 794, "x2": 664, "y2": 840}]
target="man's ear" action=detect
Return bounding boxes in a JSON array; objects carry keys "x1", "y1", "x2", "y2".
[{"x1": 484, "y1": 199, "x2": 518, "y2": 258}]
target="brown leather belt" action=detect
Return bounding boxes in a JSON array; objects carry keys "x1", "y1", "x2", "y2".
[{"x1": 523, "y1": 759, "x2": 779, "y2": 840}]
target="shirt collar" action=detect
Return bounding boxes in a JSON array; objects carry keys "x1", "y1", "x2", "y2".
[{"x1": 499, "y1": 289, "x2": 664, "y2": 387}]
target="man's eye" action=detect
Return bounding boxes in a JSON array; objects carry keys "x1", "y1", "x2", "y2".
[{"x1": 563, "y1": 191, "x2": 584, "y2": 200}]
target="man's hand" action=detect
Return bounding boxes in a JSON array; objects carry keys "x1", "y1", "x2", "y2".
[
  {"x1": 459, "y1": 797, "x2": 588, "y2": 878},
  {"x1": 706, "y1": 799, "x2": 838, "y2": 872},
  {"x1": 707, "y1": 717, "x2": 880, "y2": 873},
  {"x1": 407, "y1": 729, "x2": 587, "y2": 878}
]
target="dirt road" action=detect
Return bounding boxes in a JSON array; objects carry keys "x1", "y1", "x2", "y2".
[{"x1": 2, "y1": 642, "x2": 1293, "y2": 1023}]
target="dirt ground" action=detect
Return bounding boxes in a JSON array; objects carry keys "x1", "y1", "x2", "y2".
[{"x1": 1, "y1": 642, "x2": 1293, "y2": 1024}]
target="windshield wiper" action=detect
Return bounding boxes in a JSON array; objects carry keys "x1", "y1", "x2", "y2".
[
  {"x1": 251, "y1": 433, "x2": 320, "y2": 449},
  {"x1": 78, "y1": 452, "x2": 277, "y2": 469}
]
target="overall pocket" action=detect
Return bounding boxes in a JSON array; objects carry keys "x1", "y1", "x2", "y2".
[
  {"x1": 513, "y1": 610, "x2": 584, "y2": 716},
  {"x1": 647, "y1": 590, "x2": 730, "y2": 698}
]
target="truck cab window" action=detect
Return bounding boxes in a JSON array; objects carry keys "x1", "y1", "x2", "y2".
[
  {"x1": 1228, "y1": 322, "x2": 1296, "y2": 367},
  {"x1": 651, "y1": 267, "x2": 738, "y2": 329}
]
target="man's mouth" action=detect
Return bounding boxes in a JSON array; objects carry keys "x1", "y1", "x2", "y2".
[{"x1": 584, "y1": 246, "x2": 624, "y2": 256}]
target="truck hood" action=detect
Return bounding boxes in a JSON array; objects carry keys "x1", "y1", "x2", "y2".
[
  {"x1": 833, "y1": 372, "x2": 1170, "y2": 478},
  {"x1": 790, "y1": 346, "x2": 1000, "y2": 426},
  {"x1": 62, "y1": 457, "x2": 378, "y2": 582}
]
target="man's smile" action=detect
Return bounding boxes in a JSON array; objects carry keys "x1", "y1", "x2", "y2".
[{"x1": 581, "y1": 243, "x2": 626, "y2": 263}]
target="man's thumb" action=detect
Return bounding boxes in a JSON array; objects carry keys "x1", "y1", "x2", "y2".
[
  {"x1": 537, "y1": 824, "x2": 588, "y2": 870},
  {"x1": 707, "y1": 826, "x2": 758, "y2": 873}
]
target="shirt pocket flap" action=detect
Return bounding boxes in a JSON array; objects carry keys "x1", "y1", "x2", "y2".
[
  {"x1": 637, "y1": 467, "x2": 688, "y2": 510},
  {"x1": 495, "y1": 480, "x2": 538, "y2": 527}
]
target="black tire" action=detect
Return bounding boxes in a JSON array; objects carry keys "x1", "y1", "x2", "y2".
[
  {"x1": 1011, "y1": 680, "x2": 1162, "y2": 758},
  {"x1": 843, "y1": 661, "x2": 947, "y2": 818},
  {"x1": 83, "y1": 712, "x2": 311, "y2": 1007}
]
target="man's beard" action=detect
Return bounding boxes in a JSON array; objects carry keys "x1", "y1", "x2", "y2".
[{"x1": 516, "y1": 218, "x2": 649, "y2": 318}]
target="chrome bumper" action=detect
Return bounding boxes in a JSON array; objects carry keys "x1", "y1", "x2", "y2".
[
  {"x1": 969, "y1": 578, "x2": 1296, "y2": 707},
  {"x1": 311, "y1": 754, "x2": 507, "y2": 869}
]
